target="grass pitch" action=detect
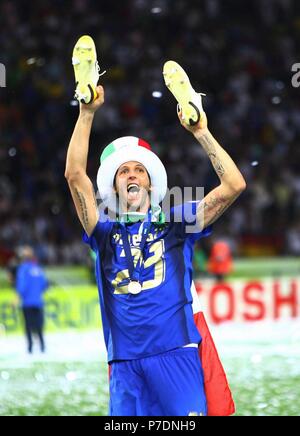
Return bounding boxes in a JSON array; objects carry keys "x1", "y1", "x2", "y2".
[{"x1": 0, "y1": 322, "x2": 299, "y2": 416}]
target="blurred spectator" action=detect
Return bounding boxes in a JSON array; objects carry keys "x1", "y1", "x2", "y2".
[
  {"x1": 207, "y1": 240, "x2": 233, "y2": 282},
  {"x1": 286, "y1": 222, "x2": 300, "y2": 255},
  {"x1": 16, "y1": 246, "x2": 49, "y2": 353}
]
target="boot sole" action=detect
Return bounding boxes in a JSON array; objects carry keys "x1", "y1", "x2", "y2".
[
  {"x1": 163, "y1": 60, "x2": 202, "y2": 126},
  {"x1": 72, "y1": 35, "x2": 97, "y2": 104}
]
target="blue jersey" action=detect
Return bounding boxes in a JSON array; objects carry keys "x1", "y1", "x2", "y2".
[
  {"x1": 16, "y1": 261, "x2": 48, "y2": 308},
  {"x1": 84, "y1": 203, "x2": 211, "y2": 363}
]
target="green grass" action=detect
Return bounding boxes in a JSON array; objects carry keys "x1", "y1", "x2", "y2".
[
  {"x1": 1, "y1": 356, "x2": 299, "y2": 416},
  {"x1": 1, "y1": 257, "x2": 299, "y2": 416},
  {"x1": 0, "y1": 361, "x2": 109, "y2": 416},
  {"x1": 225, "y1": 356, "x2": 300, "y2": 416}
]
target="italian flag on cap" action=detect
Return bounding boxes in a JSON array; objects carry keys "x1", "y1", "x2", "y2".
[
  {"x1": 100, "y1": 137, "x2": 151, "y2": 163},
  {"x1": 97, "y1": 136, "x2": 167, "y2": 212}
]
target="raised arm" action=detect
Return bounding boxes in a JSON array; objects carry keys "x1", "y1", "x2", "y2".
[
  {"x1": 178, "y1": 110, "x2": 246, "y2": 230},
  {"x1": 65, "y1": 85, "x2": 104, "y2": 236}
]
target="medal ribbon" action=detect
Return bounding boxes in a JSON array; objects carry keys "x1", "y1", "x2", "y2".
[{"x1": 119, "y1": 217, "x2": 152, "y2": 286}]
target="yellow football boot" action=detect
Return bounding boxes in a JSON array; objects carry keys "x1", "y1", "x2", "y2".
[
  {"x1": 72, "y1": 35, "x2": 105, "y2": 104},
  {"x1": 163, "y1": 60, "x2": 205, "y2": 126}
]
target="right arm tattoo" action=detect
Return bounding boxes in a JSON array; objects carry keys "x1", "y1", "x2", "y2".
[
  {"x1": 198, "y1": 133, "x2": 225, "y2": 178},
  {"x1": 74, "y1": 188, "x2": 89, "y2": 229}
]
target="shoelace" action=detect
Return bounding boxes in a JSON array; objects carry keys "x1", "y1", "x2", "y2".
[
  {"x1": 96, "y1": 61, "x2": 106, "y2": 78},
  {"x1": 74, "y1": 61, "x2": 106, "y2": 101}
]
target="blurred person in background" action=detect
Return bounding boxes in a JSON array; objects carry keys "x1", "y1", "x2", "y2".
[
  {"x1": 16, "y1": 246, "x2": 49, "y2": 354},
  {"x1": 207, "y1": 239, "x2": 233, "y2": 282}
]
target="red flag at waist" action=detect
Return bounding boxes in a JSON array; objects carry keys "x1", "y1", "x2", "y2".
[{"x1": 192, "y1": 282, "x2": 235, "y2": 416}]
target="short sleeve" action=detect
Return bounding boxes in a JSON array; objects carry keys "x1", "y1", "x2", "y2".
[{"x1": 83, "y1": 212, "x2": 114, "y2": 253}]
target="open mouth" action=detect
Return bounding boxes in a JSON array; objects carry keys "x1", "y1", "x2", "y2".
[
  {"x1": 127, "y1": 183, "x2": 140, "y2": 194},
  {"x1": 127, "y1": 183, "x2": 141, "y2": 203}
]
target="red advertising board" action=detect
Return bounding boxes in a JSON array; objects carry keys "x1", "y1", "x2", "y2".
[{"x1": 195, "y1": 278, "x2": 300, "y2": 324}]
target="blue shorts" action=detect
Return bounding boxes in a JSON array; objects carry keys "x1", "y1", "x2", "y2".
[{"x1": 109, "y1": 347, "x2": 207, "y2": 416}]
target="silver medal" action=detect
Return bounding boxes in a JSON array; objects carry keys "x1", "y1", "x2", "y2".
[{"x1": 128, "y1": 281, "x2": 142, "y2": 295}]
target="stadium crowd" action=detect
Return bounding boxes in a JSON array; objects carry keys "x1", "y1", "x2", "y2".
[{"x1": 1, "y1": 0, "x2": 300, "y2": 265}]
